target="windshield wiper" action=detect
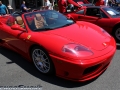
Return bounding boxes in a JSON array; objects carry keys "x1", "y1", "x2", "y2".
[
  {"x1": 33, "y1": 27, "x2": 54, "y2": 31},
  {"x1": 51, "y1": 23, "x2": 74, "y2": 29},
  {"x1": 43, "y1": 28, "x2": 54, "y2": 30}
]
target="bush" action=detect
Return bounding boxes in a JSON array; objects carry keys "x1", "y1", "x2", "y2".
[{"x1": 53, "y1": 4, "x2": 59, "y2": 11}]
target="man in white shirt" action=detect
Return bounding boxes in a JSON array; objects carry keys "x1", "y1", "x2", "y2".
[
  {"x1": 104, "y1": 0, "x2": 108, "y2": 6},
  {"x1": 42, "y1": 0, "x2": 52, "y2": 10}
]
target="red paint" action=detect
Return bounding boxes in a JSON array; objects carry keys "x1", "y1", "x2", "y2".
[
  {"x1": 65, "y1": 6, "x2": 120, "y2": 36},
  {"x1": 0, "y1": 11, "x2": 116, "y2": 82},
  {"x1": 95, "y1": 0, "x2": 105, "y2": 6},
  {"x1": 58, "y1": 0, "x2": 86, "y2": 13},
  {"x1": 58, "y1": 0, "x2": 67, "y2": 13}
]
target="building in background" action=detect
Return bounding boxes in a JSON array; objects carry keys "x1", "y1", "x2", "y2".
[{"x1": 0, "y1": 0, "x2": 58, "y2": 11}]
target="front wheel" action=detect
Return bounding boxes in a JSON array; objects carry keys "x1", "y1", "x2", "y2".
[
  {"x1": 113, "y1": 27, "x2": 120, "y2": 42},
  {"x1": 31, "y1": 46, "x2": 55, "y2": 75}
]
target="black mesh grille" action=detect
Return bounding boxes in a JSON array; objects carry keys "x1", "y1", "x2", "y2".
[{"x1": 83, "y1": 64, "x2": 101, "y2": 75}]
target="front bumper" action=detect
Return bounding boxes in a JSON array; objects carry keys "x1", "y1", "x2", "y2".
[{"x1": 50, "y1": 43, "x2": 116, "y2": 82}]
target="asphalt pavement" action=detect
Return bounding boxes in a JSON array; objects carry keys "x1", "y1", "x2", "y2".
[{"x1": 0, "y1": 43, "x2": 120, "y2": 90}]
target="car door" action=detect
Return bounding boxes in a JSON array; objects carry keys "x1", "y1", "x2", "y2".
[
  {"x1": 0, "y1": 15, "x2": 28, "y2": 54},
  {"x1": 95, "y1": 10, "x2": 110, "y2": 31},
  {"x1": 74, "y1": 8, "x2": 99, "y2": 24},
  {"x1": 71, "y1": 9, "x2": 86, "y2": 21},
  {"x1": 76, "y1": 8, "x2": 110, "y2": 30}
]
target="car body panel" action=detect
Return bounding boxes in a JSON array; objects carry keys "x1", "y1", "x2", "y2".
[
  {"x1": 0, "y1": 10, "x2": 116, "y2": 82},
  {"x1": 65, "y1": 6, "x2": 120, "y2": 34}
]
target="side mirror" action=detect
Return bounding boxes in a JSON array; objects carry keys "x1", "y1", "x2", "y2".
[{"x1": 11, "y1": 24, "x2": 26, "y2": 32}]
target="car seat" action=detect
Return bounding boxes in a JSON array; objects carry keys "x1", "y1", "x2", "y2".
[
  {"x1": 34, "y1": 13, "x2": 47, "y2": 29},
  {"x1": 15, "y1": 16, "x2": 24, "y2": 28}
]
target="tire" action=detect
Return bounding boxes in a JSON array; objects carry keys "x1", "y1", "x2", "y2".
[
  {"x1": 31, "y1": 46, "x2": 55, "y2": 75},
  {"x1": 113, "y1": 26, "x2": 120, "y2": 42}
]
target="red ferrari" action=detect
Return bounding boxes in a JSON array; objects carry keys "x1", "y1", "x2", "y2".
[
  {"x1": 65, "y1": 6, "x2": 120, "y2": 42},
  {"x1": 0, "y1": 10, "x2": 116, "y2": 82}
]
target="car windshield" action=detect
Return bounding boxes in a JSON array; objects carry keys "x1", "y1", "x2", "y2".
[
  {"x1": 103, "y1": 7, "x2": 120, "y2": 18},
  {"x1": 24, "y1": 10, "x2": 74, "y2": 31}
]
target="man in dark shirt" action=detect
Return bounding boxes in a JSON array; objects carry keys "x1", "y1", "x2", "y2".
[{"x1": 20, "y1": 1, "x2": 30, "y2": 13}]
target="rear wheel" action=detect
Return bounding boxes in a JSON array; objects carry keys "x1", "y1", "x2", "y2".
[
  {"x1": 31, "y1": 46, "x2": 55, "y2": 75},
  {"x1": 113, "y1": 26, "x2": 120, "y2": 42}
]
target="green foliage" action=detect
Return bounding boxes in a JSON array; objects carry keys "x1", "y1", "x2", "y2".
[
  {"x1": 53, "y1": 4, "x2": 59, "y2": 11},
  {"x1": 54, "y1": 4, "x2": 58, "y2": 6}
]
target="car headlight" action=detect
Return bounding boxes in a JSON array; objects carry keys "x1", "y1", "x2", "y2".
[
  {"x1": 101, "y1": 28, "x2": 111, "y2": 37},
  {"x1": 62, "y1": 43, "x2": 93, "y2": 57}
]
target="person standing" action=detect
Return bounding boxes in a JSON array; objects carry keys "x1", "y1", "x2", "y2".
[
  {"x1": 104, "y1": 0, "x2": 109, "y2": 6},
  {"x1": 20, "y1": 1, "x2": 30, "y2": 13},
  {"x1": 50, "y1": 0, "x2": 54, "y2": 10},
  {"x1": 0, "y1": 1, "x2": 8, "y2": 15},
  {"x1": 108, "y1": 0, "x2": 115, "y2": 6},
  {"x1": 42, "y1": 0, "x2": 51, "y2": 10},
  {"x1": 58, "y1": 0, "x2": 68, "y2": 13},
  {"x1": 7, "y1": 3, "x2": 13, "y2": 14}
]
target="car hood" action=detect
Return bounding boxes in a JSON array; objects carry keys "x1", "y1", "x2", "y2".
[{"x1": 44, "y1": 21, "x2": 111, "y2": 51}]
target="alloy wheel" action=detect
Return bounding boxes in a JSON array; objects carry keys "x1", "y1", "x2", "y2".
[{"x1": 32, "y1": 48, "x2": 51, "y2": 73}]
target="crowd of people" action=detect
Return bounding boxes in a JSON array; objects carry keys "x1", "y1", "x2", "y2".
[
  {"x1": 0, "y1": 0, "x2": 54, "y2": 15},
  {"x1": 57, "y1": 0, "x2": 120, "y2": 13},
  {"x1": 0, "y1": 0, "x2": 53, "y2": 15},
  {"x1": 0, "y1": 0, "x2": 120, "y2": 16}
]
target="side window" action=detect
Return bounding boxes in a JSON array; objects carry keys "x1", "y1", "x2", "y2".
[
  {"x1": 6, "y1": 16, "x2": 15, "y2": 26},
  {"x1": 100, "y1": 10, "x2": 108, "y2": 18},
  {"x1": 86, "y1": 8, "x2": 100, "y2": 17},
  {"x1": 76, "y1": 9, "x2": 84, "y2": 14},
  {"x1": 86, "y1": 8, "x2": 92, "y2": 16}
]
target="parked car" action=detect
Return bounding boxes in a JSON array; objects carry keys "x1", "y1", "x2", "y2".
[
  {"x1": 65, "y1": 6, "x2": 120, "y2": 42},
  {"x1": 0, "y1": 10, "x2": 116, "y2": 82}
]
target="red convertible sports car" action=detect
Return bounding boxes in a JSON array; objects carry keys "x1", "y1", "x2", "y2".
[
  {"x1": 65, "y1": 6, "x2": 120, "y2": 42},
  {"x1": 0, "y1": 10, "x2": 116, "y2": 82}
]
